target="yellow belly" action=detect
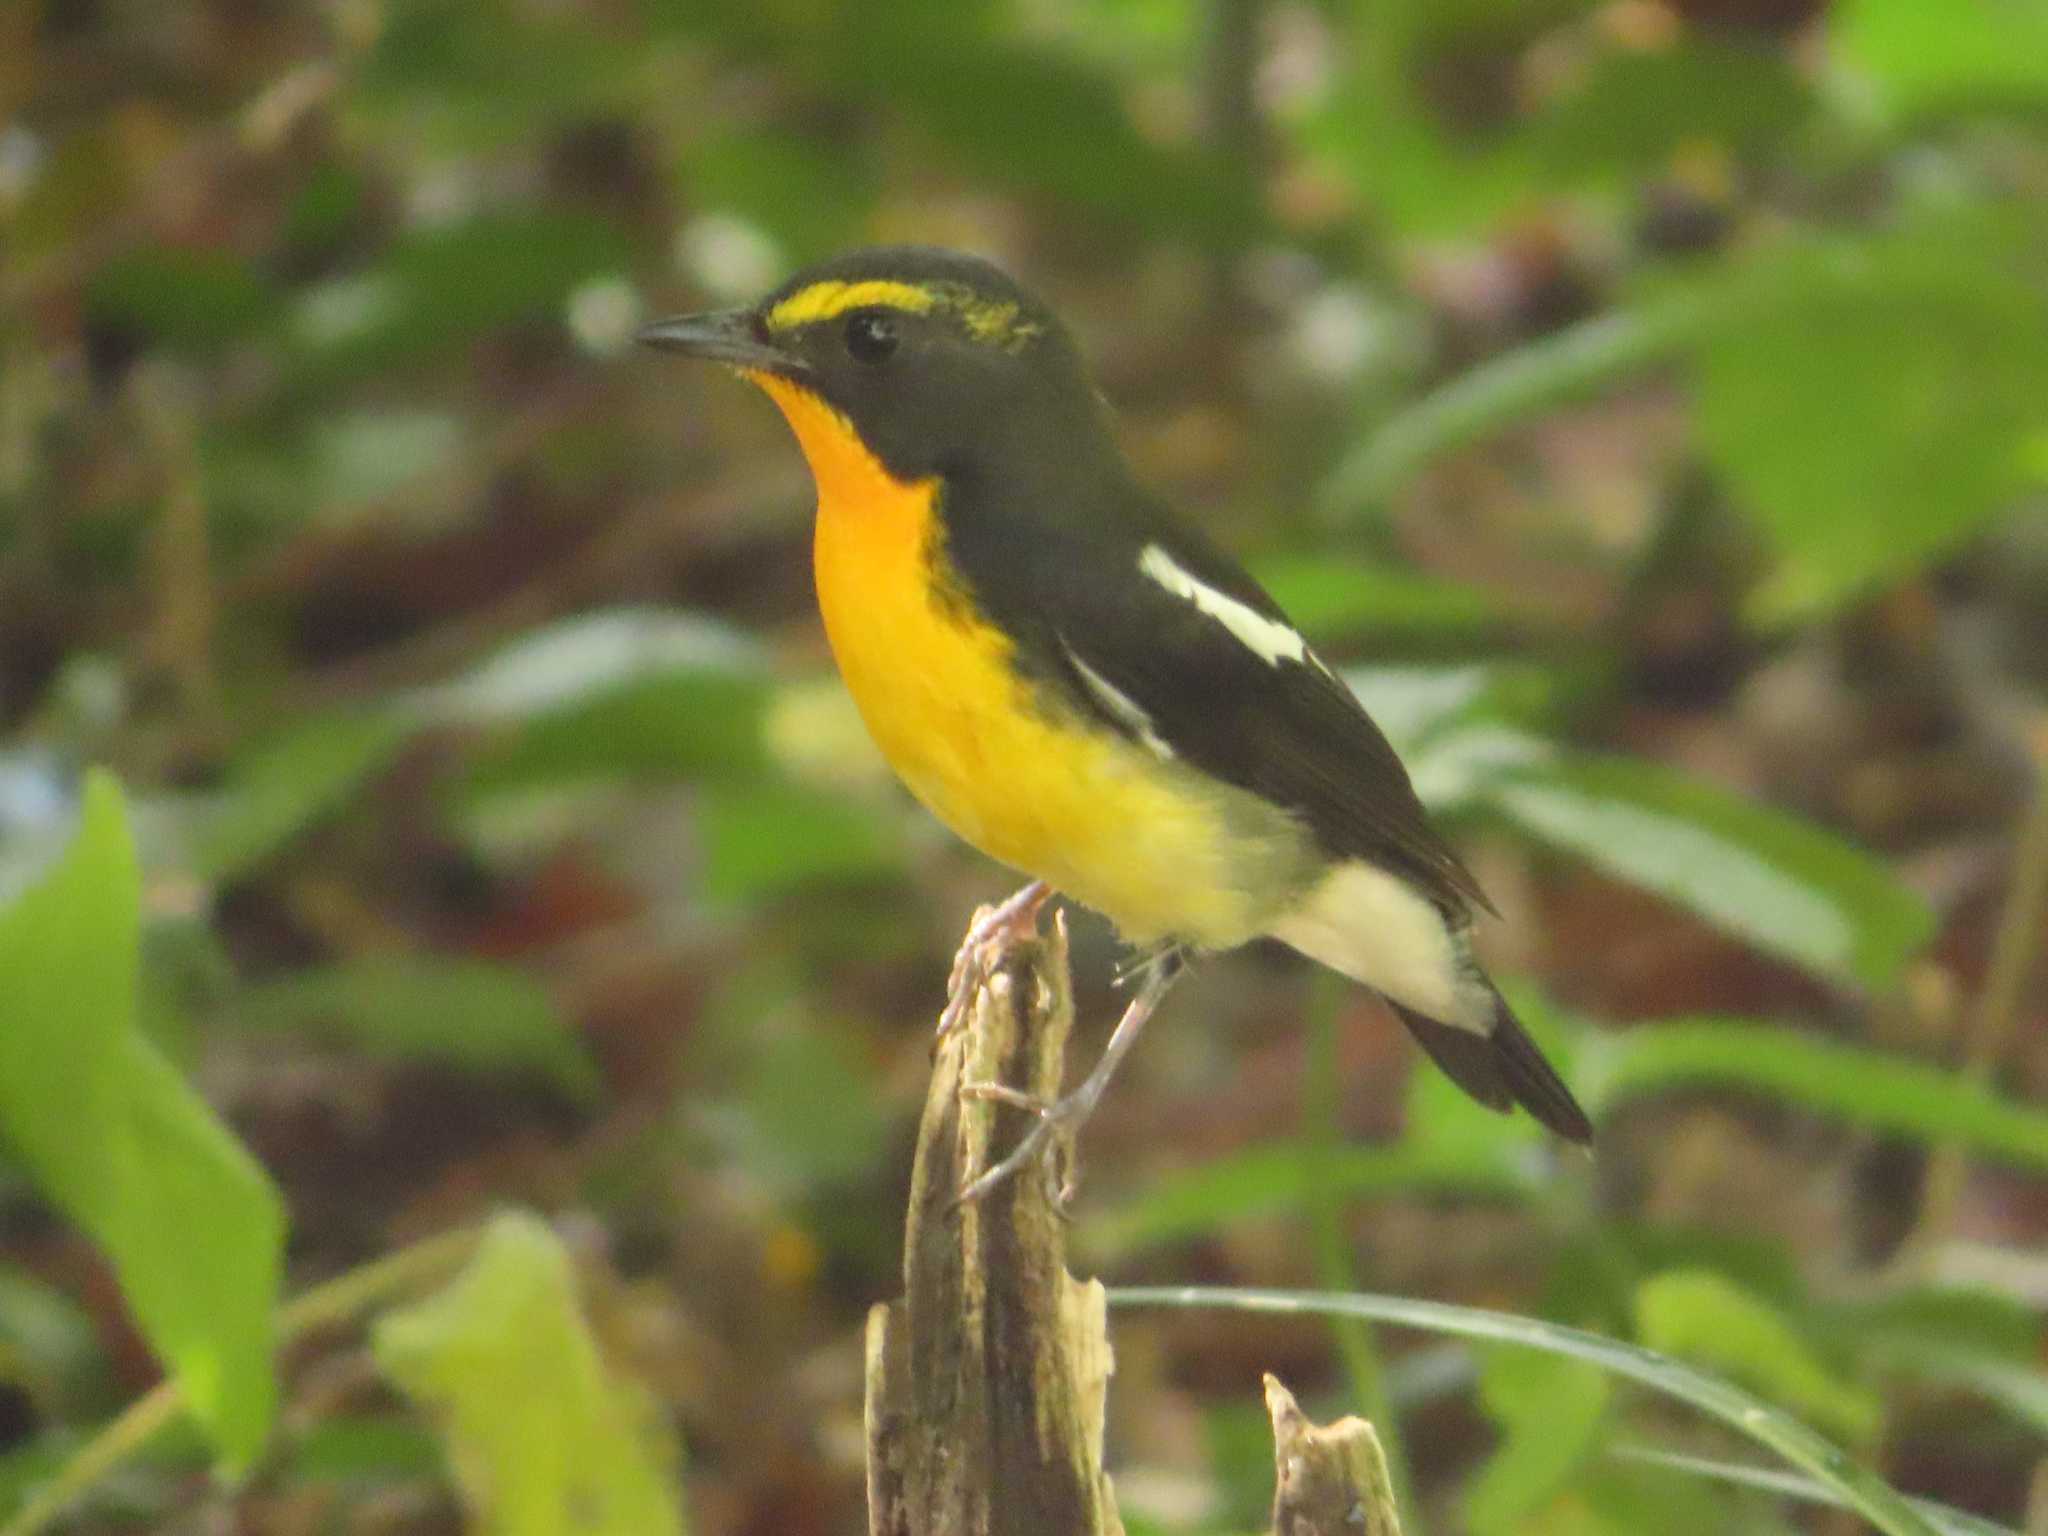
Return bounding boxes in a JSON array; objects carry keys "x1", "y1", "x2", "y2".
[{"x1": 754, "y1": 373, "x2": 1281, "y2": 947}]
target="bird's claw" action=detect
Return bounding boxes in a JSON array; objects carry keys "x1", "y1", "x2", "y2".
[
  {"x1": 955, "y1": 1080, "x2": 1082, "y2": 1209},
  {"x1": 959, "y1": 1081, "x2": 1046, "y2": 1115},
  {"x1": 934, "y1": 881, "x2": 1050, "y2": 1044},
  {"x1": 952, "y1": 941, "x2": 1186, "y2": 1209},
  {"x1": 1111, "y1": 942, "x2": 1176, "y2": 991}
]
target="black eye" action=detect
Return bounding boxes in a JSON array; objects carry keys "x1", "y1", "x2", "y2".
[{"x1": 844, "y1": 308, "x2": 899, "y2": 365}]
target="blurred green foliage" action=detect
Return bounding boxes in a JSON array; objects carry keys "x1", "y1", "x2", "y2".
[
  {"x1": 1464, "y1": 1347, "x2": 1612, "y2": 1533},
  {"x1": 0, "y1": 777, "x2": 281, "y2": 1471},
  {"x1": 2, "y1": 0, "x2": 2045, "y2": 1531},
  {"x1": 374, "y1": 1214, "x2": 686, "y2": 1536}
]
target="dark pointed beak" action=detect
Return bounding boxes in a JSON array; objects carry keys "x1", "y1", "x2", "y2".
[{"x1": 635, "y1": 308, "x2": 805, "y2": 375}]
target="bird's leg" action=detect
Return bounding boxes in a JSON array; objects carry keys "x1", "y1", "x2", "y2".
[
  {"x1": 935, "y1": 880, "x2": 1050, "y2": 1041},
  {"x1": 958, "y1": 946, "x2": 1187, "y2": 1206},
  {"x1": 1111, "y1": 940, "x2": 1180, "y2": 990}
]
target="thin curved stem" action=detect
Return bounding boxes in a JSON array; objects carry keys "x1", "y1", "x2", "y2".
[
  {"x1": 1109, "y1": 1285, "x2": 1941, "y2": 1536},
  {"x1": 1916, "y1": 733, "x2": 2048, "y2": 1254},
  {"x1": 1, "y1": 1225, "x2": 484, "y2": 1536}
]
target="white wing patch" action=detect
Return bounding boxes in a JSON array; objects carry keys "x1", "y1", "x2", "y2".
[
  {"x1": 1062, "y1": 641, "x2": 1176, "y2": 760},
  {"x1": 1138, "y1": 544, "x2": 1308, "y2": 668}
]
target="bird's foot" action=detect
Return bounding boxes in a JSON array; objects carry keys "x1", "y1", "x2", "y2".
[
  {"x1": 1111, "y1": 941, "x2": 1180, "y2": 990},
  {"x1": 935, "y1": 880, "x2": 1050, "y2": 1043},
  {"x1": 954, "y1": 945, "x2": 1187, "y2": 1208},
  {"x1": 955, "y1": 1079, "x2": 1085, "y2": 1209}
]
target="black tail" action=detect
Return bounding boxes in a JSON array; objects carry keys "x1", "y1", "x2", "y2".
[{"x1": 1389, "y1": 984, "x2": 1593, "y2": 1145}]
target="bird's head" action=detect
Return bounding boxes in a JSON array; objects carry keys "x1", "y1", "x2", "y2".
[{"x1": 638, "y1": 246, "x2": 1107, "y2": 487}]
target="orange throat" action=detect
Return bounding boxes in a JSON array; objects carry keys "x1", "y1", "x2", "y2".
[
  {"x1": 746, "y1": 371, "x2": 1274, "y2": 949},
  {"x1": 748, "y1": 370, "x2": 997, "y2": 827}
]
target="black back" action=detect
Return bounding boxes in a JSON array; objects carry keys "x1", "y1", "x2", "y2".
[{"x1": 752, "y1": 247, "x2": 1489, "y2": 914}]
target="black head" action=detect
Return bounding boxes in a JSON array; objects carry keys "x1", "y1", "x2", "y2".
[{"x1": 638, "y1": 246, "x2": 1112, "y2": 483}]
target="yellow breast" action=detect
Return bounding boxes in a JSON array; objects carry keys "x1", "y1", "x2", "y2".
[{"x1": 750, "y1": 373, "x2": 1276, "y2": 947}]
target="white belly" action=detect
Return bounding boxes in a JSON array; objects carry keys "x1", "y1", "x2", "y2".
[{"x1": 1266, "y1": 859, "x2": 1489, "y2": 1029}]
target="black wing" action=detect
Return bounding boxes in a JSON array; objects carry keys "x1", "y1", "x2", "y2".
[
  {"x1": 936, "y1": 473, "x2": 1595, "y2": 1143},
  {"x1": 938, "y1": 474, "x2": 1492, "y2": 918}
]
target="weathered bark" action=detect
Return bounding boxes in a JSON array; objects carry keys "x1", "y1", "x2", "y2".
[
  {"x1": 865, "y1": 913, "x2": 1121, "y2": 1536},
  {"x1": 865, "y1": 912, "x2": 1403, "y2": 1536},
  {"x1": 1265, "y1": 1375, "x2": 1405, "y2": 1536}
]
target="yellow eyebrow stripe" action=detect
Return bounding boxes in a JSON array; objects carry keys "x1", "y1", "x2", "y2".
[{"x1": 766, "y1": 279, "x2": 935, "y2": 330}]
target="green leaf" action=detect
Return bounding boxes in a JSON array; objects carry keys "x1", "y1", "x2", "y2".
[
  {"x1": 1689, "y1": 218, "x2": 2048, "y2": 623},
  {"x1": 860, "y1": 38, "x2": 1259, "y2": 244},
  {"x1": 282, "y1": 1416, "x2": 446, "y2": 1484},
  {"x1": 1826, "y1": 1286, "x2": 2042, "y2": 1361},
  {"x1": 385, "y1": 211, "x2": 631, "y2": 333},
  {"x1": 425, "y1": 609, "x2": 765, "y2": 725},
  {"x1": 86, "y1": 248, "x2": 282, "y2": 358},
  {"x1": 1466, "y1": 1347, "x2": 1612, "y2": 1533},
  {"x1": 698, "y1": 782, "x2": 901, "y2": 904},
  {"x1": 1634, "y1": 1270, "x2": 1882, "y2": 1446},
  {"x1": 294, "y1": 210, "x2": 631, "y2": 378},
  {"x1": 1248, "y1": 555, "x2": 1501, "y2": 641},
  {"x1": 1364, "y1": 0, "x2": 1596, "y2": 48},
  {"x1": 1340, "y1": 665, "x2": 1499, "y2": 753},
  {"x1": 1832, "y1": 0, "x2": 2048, "y2": 119},
  {"x1": 233, "y1": 958, "x2": 600, "y2": 1102},
  {"x1": 1111, "y1": 1286, "x2": 1942, "y2": 1536},
  {"x1": 1304, "y1": 13, "x2": 1537, "y2": 241},
  {"x1": 1407, "y1": 723, "x2": 1555, "y2": 814},
  {"x1": 1079, "y1": 1140, "x2": 1539, "y2": 1261},
  {"x1": 1491, "y1": 754, "x2": 1933, "y2": 987},
  {"x1": 1323, "y1": 212, "x2": 2048, "y2": 624},
  {"x1": 281, "y1": 162, "x2": 369, "y2": 255},
  {"x1": 106, "y1": 1041, "x2": 287, "y2": 1467},
  {"x1": 460, "y1": 672, "x2": 771, "y2": 799},
  {"x1": 1529, "y1": 39, "x2": 1813, "y2": 184},
  {"x1": 687, "y1": 130, "x2": 876, "y2": 265},
  {"x1": 1581, "y1": 1020, "x2": 2048, "y2": 1170},
  {"x1": 0, "y1": 780, "x2": 126, "y2": 1194},
  {"x1": 445, "y1": 611, "x2": 771, "y2": 797},
  {"x1": 375, "y1": 1212, "x2": 686, "y2": 1536},
  {"x1": 1551, "y1": 1459, "x2": 1751, "y2": 1536},
  {"x1": 194, "y1": 711, "x2": 412, "y2": 883},
  {"x1": 0, "y1": 773, "x2": 284, "y2": 1470},
  {"x1": 1821, "y1": 1285, "x2": 2048, "y2": 1435},
  {"x1": 1309, "y1": 18, "x2": 1803, "y2": 242},
  {"x1": 353, "y1": 0, "x2": 640, "y2": 139}
]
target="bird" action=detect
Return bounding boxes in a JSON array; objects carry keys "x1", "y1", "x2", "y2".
[{"x1": 639, "y1": 246, "x2": 1591, "y2": 1197}]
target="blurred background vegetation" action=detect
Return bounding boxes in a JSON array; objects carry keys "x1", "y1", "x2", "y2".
[{"x1": 2, "y1": 0, "x2": 2046, "y2": 1531}]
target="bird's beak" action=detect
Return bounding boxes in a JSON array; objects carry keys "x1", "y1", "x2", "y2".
[{"x1": 635, "y1": 308, "x2": 806, "y2": 376}]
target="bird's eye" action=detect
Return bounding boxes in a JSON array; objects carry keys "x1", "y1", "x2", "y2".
[{"x1": 843, "y1": 309, "x2": 900, "y2": 365}]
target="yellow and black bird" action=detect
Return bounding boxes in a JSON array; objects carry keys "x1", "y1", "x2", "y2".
[{"x1": 640, "y1": 247, "x2": 1590, "y2": 1192}]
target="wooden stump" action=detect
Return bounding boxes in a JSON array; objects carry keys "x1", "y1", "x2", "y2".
[
  {"x1": 865, "y1": 911, "x2": 1402, "y2": 1536},
  {"x1": 865, "y1": 914, "x2": 1119, "y2": 1536},
  {"x1": 1265, "y1": 1374, "x2": 1405, "y2": 1536}
]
